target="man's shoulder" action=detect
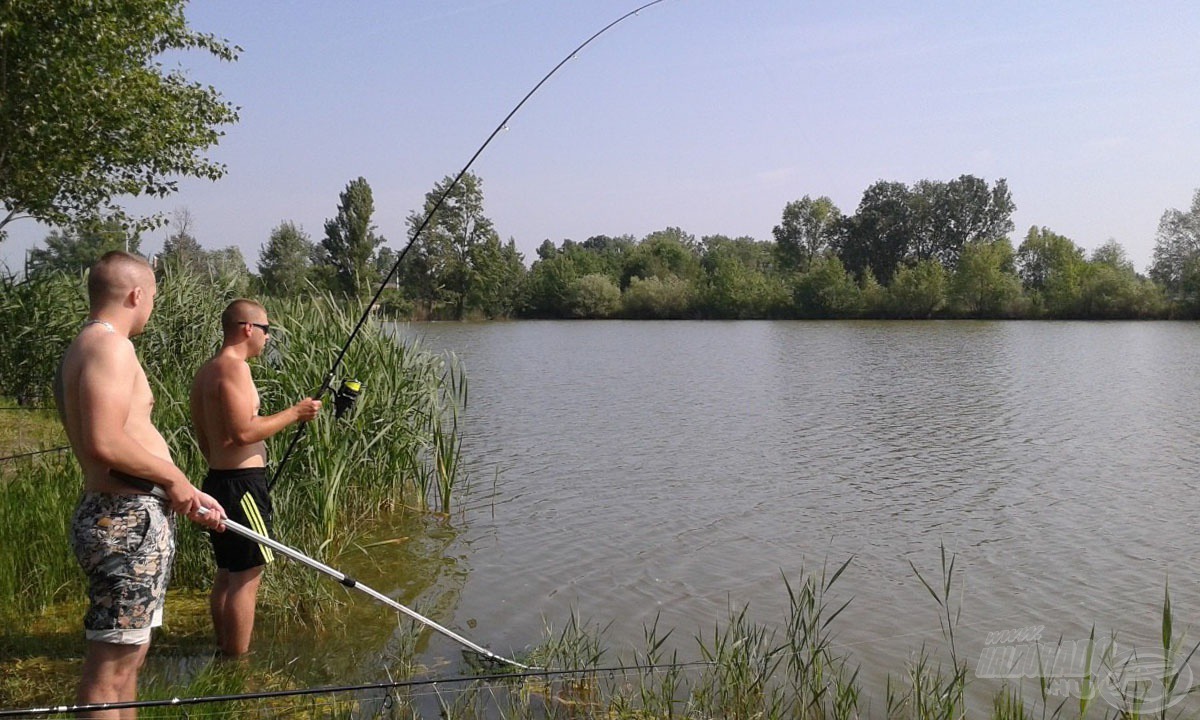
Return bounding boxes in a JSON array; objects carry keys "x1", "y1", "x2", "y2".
[
  {"x1": 202, "y1": 354, "x2": 252, "y2": 382},
  {"x1": 72, "y1": 330, "x2": 135, "y2": 364}
]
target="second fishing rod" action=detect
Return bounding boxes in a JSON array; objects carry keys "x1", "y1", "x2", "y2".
[{"x1": 269, "y1": 0, "x2": 671, "y2": 491}]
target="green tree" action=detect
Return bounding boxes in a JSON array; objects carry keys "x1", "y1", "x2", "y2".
[
  {"x1": 0, "y1": 0, "x2": 239, "y2": 238},
  {"x1": 914, "y1": 175, "x2": 1015, "y2": 269},
  {"x1": 1149, "y1": 189, "x2": 1200, "y2": 304},
  {"x1": 621, "y1": 275, "x2": 695, "y2": 319},
  {"x1": 1016, "y1": 227, "x2": 1084, "y2": 292},
  {"x1": 700, "y1": 235, "x2": 785, "y2": 318},
  {"x1": 1075, "y1": 241, "x2": 1159, "y2": 319},
  {"x1": 404, "y1": 172, "x2": 501, "y2": 319},
  {"x1": 621, "y1": 227, "x2": 700, "y2": 288},
  {"x1": 157, "y1": 209, "x2": 207, "y2": 276},
  {"x1": 859, "y1": 269, "x2": 888, "y2": 317},
  {"x1": 836, "y1": 181, "x2": 915, "y2": 284},
  {"x1": 837, "y1": 176, "x2": 1014, "y2": 283},
  {"x1": 1075, "y1": 263, "x2": 1140, "y2": 319},
  {"x1": 320, "y1": 177, "x2": 385, "y2": 297},
  {"x1": 888, "y1": 259, "x2": 947, "y2": 318},
  {"x1": 258, "y1": 221, "x2": 314, "y2": 296},
  {"x1": 793, "y1": 255, "x2": 862, "y2": 318},
  {"x1": 205, "y1": 246, "x2": 251, "y2": 294},
  {"x1": 949, "y1": 239, "x2": 1022, "y2": 317},
  {"x1": 1091, "y1": 239, "x2": 1134, "y2": 273},
  {"x1": 1015, "y1": 226, "x2": 1087, "y2": 317},
  {"x1": 568, "y1": 273, "x2": 621, "y2": 318},
  {"x1": 524, "y1": 252, "x2": 577, "y2": 318},
  {"x1": 579, "y1": 234, "x2": 635, "y2": 280},
  {"x1": 26, "y1": 217, "x2": 139, "y2": 276},
  {"x1": 466, "y1": 237, "x2": 525, "y2": 319},
  {"x1": 773, "y1": 196, "x2": 843, "y2": 273}
]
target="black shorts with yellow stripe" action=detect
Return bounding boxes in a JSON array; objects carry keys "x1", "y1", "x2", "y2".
[{"x1": 203, "y1": 467, "x2": 274, "y2": 572}]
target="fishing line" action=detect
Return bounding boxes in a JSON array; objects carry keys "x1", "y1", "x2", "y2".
[
  {"x1": 0, "y1": 445, "x2": 70, "y2": 462},
  {"x1": 269, "y1": 0, "x2": 672, "y2": 490},
  {"x1": 0, "y1": 661, "x2": 715, "y2": 718}
]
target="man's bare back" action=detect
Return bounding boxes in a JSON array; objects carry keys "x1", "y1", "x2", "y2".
[{"x1": 57, "y1": 323, "x2": 176, "y2": 494}]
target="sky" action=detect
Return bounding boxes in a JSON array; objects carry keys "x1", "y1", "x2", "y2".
[{"x1": 4, "y1": 0, "x2": 1199, "y2": 274}]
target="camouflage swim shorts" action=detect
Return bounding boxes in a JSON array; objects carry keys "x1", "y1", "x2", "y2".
[{"x1": 70, "y1": 492, "x2": 175, "y2": 645}]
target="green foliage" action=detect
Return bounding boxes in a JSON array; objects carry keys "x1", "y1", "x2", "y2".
[
  {"x1": 836, "y1": 176, "x2": 1015, "y2": 283},
  {"x1": 773, "y1": 195, "x2": 844, "y2": 273},
  {"x1": 621, "y1": 227, "x2": 701, "y2": 288},
  {"x1": 466, "y1": 237, "x2": 525, "y2": 319},
  {"x1": 318, "y1": 177, "x2": 385, "y2": 298},
  {"x1": 1016, "y1": 226, "x2": 1086, "y2": 316},
  {"x1": 153, "y1": 210, "x2": 250, "y2": 294},
  {"x1": 837, "y1": 180, "x2": 915, "y2": 284},
  {"x1": 888, "y1": 259, "x2": 948, "y2": 319},
  {"x1": 949, "y1": 239, "x2": 1023, "y2": 318},
  {"x1": 700, "y1": 235, "x2": 788, "y2": 318},
  {"x1": 622, "y1": 275, "x2": 696, "y2": 319},
  {"x1": 0, "y1": 271, "x2": 87, "y2": 404},
  {"x1": 568, "y1": 273, "x2": 621, "y2": 318},
  {"x1": 913, "y1": 175, "x2": 1016, "y2": 269},
  {"x1": 256, "y1": 220, "x2": 314, "y2": 296},
  {"x1": 793, "y1": 255, "x2": 862, "y2": 318},
  {"x1": 402, "y1": 172, "x2": 515, "y2": 319},
  {"x1": 1073, "y1": 261, "x2": 1160, "y2": 319},
  {"x1": 525, "y1": 237, "x2": 630, "y2": 318},
  {"x1": 24, "y1": 217, "x2": 141, "y2": 277},
  {"x1": 523, "y1": 251, "x2": 578, "y2": 318},
  {"x1": 0, "y1": 0, "x2": 239, "y2": 235},
  {"x1": 859, "y1": 269, "x2": 889, "y2": 317},
  {"x1": 1150, "y1": 189, "x2": 1200, "y2": 300}
]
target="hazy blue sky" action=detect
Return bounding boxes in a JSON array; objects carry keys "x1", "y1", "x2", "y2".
[{"x1": 4, "y1": 0, "x2": 1198, "y2": 273}]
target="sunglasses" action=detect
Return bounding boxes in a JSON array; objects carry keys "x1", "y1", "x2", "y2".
[{"x1": 240, "y1": 321, "x2": 271, "y2": 334}]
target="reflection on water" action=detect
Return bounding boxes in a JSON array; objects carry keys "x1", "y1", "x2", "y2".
[{"x1": 401, "y1": 320, "x2": 1200, "y2": 711}]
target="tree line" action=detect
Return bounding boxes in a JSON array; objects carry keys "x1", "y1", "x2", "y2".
[
  {"x1": 10, "y1": 173, "x2": 1200, "y2": 321},
  {"x1": 4, "y1": 2, "x2": 1198, "y2": 321}
]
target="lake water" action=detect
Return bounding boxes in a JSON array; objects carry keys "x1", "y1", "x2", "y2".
[{"x1": 394, "y1": 320, "x2": 1200, "y2": 713}]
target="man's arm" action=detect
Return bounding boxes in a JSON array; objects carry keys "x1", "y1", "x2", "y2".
[{"x1": 219, "y1": 362, "x2": 321, "y2": 446}]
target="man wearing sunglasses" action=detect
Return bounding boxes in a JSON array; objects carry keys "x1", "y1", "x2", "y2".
[{"x1": 189, "y1": 299, "x2": 322, "y2": 658}]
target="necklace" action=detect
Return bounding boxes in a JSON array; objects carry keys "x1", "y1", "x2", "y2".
[{"x1": 83, "y1": 319, "x2": 115, "y2": 333}]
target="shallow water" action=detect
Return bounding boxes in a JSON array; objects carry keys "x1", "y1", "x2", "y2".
[{"x1": 396, "y1": 320, "x2": 1200, "y2": 714}]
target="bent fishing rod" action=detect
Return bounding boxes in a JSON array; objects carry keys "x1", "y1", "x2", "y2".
[
  {"x1": 196, "y1": 507, "x2": 532, "y2": 670},
  {"x1": 270, "y1": 0, "x2": 671, "y2": 490}
]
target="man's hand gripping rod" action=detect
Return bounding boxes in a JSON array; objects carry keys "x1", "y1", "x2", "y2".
[{"x1": 197, "y1": 508, "x2": 533, "y2": 670}]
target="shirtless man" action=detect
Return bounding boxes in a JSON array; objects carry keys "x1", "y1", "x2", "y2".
[
  {"x1": 190, "y1": 299, "x2": 321, "y2": 658},
  {"x1": 55, "y1": 251, "x2": 225, "y2": 717}
]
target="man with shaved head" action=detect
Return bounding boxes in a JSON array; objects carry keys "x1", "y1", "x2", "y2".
[
  {"x1": 191, "y1": 298, "x2": 321, "y2": 658},
  {"x1": 55, "y1": 250, "x2": 226, "y2": 715}
]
